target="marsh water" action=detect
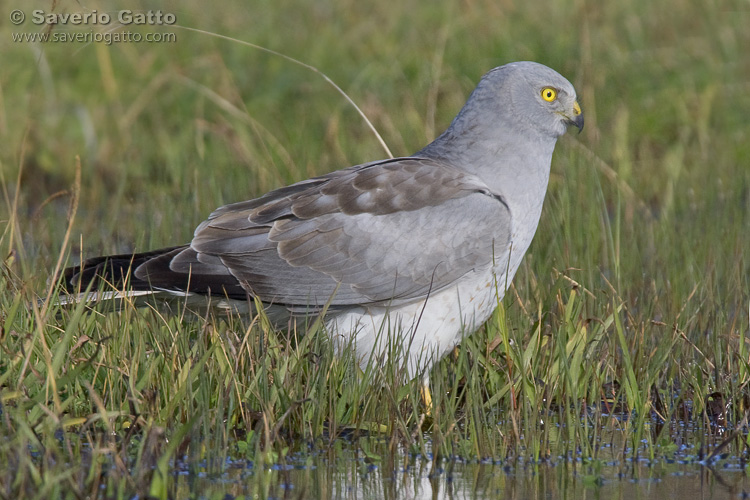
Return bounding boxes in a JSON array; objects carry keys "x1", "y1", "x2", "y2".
[
  {"x1": 178, "y1": 460, "x2": 746, "y2": 499},
  {"x1": 163, "y1": 424, "x2": 750, "y2": 499}
]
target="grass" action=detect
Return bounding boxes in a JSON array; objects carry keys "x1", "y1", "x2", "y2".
[{"x1": 1, "y1": 0, "x2": 749, "y2": 497}]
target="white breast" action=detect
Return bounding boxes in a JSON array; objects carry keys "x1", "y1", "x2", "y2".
[{"x1": 325, "y1": 265, "x2": 505, "y2": 380}]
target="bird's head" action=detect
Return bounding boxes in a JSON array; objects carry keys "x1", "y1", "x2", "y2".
[{"x1": 480, "y1": 61, "x2": 584, "y2": 139}]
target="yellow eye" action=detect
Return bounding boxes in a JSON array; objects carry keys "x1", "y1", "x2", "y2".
[{"x1": 541, "y1": 87, "x2": 557, "y2": 102}]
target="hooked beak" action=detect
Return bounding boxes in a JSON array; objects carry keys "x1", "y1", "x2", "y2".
[{"x1": 565, "y1": 101, "x2": 584, "y2": 132}]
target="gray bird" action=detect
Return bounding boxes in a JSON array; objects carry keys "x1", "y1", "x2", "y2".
[{"x1": 60, "y1": 61, "x2": 583, "y2": 392}]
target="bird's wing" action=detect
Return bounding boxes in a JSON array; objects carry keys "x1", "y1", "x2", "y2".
[{"x1": 141, "y1": 157, "x2": 512, "y2": 308}]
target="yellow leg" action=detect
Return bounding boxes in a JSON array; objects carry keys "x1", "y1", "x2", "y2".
[{"x1": 420, "y1": 382, "x2": 433, "y2": 415}]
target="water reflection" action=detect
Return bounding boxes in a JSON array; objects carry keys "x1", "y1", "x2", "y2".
[{"x1": 170, "y1": 441, "x2": 750, "y2": 499}]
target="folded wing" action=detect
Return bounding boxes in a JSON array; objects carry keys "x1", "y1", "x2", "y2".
[{"x1": 129, "y1": 157, "x2": 512, "y2": 309}]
